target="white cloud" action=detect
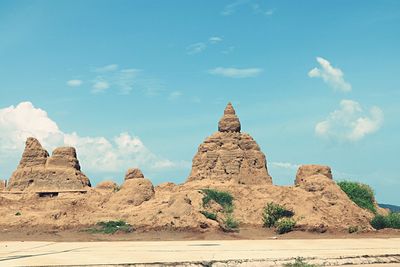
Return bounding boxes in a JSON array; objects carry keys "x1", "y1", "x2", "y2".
[
  {"x1": 66, "y1": 79, "x2": 82, "y2": 87},
  {"x1": 221, "y1": 0, "x2": 249, "y2": 16},
  {"x1": 208, "y1": 67, "x2": 263, "y2": 78},
  {"x1": 186, "y1": 42, "x2": 207, "y2": 54},
  {"x1": 308, "y1": 57, "x2": 352, "y2": 92},
  {"x1": 114, "y1": 69, "x2": 141, "y2": 95},
  {"x1": 209, "y1": 36, "x2": 223, "y2": 44},
  {"x1": 0, "y1": 102, "x2": 180, "y2": 173},
  {"x1": 315, "y1": 99, "x2": 384, "y2": 141},
  {"x1": 168, "y1": 91, "x2": 182, "y2": 101},
  {"x1": 252, "y1": 4, "x2": 275, "y2": 16},
  {"x1": 92, "y1": 80, "x2": 110, "y2": 93},
  {"x1": 95, "y1": 64, "x2": 119, "y2": 73},
  {"x1": 270, "y1": 162, "x2": 300, "y2": 170}
]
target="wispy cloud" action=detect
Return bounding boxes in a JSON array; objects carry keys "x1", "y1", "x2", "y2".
[
  {"x1": 209, "y1": 36, "x2": 223, "y2": 44},
  {"x1": 221, "y1": 0, "x2": 249, "y2": 16},
  {"x1": 186, "y1": 42, "x2": 207, "y2": 55},
  {"x1": 252, "y1": 4, "x2": 275, "y2": 16},
  {"x1": 92, "y1": 80, "x2": 110, "y2": 93},
  {"x1": 66, "y1": 79, "x2": 82, "y2": 87},
  {"x1": 186, "y1": 36, "x2": 224, "y2": 55},
  {"x1": 270, "y1": 162, "x2": 300, "y2": 170},
  {"x1": 308, "y1": 57, "x2": 352, "y2": 92},
  {"x1": 316, "y1": 99, "x2": 384, "y2": 141},
  {"x1": 208, "y1": 67, "x2": 263, "y2": 78},
  {"x1": 95, "y1": 64, "x2": 119, "y2": 73},
  {"x1": 168, "y1": 91, "x2": 182, "y2": 101}
]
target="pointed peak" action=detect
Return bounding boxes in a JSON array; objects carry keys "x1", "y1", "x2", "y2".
[
  {"x1": 224, "y1": 102, "x2": 236, "y2": 115},
  {"x1": 25, "y1": 137, "x2": 45, "y2": 150},
  {"x1": 218, "y1": 102, "x2": 241, "y2": 133}
]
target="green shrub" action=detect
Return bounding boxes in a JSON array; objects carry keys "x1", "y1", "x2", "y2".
[
  {"x1": 371, "y1": 213, "x2": 400, "y2": 230},
  {"x1": 275, "y1": 217, "x2": 296, "y2": 234},
  {"x1": 284, "y1": 257, "x2": 318, "y2": 267},
  {"x1": 87, "y1": 220, "x2": 134, "y2": 234},
  {"x1": 15, "y1": 211, "x2": 21, "y2": 216},
  {"x1": 262, "y1": 202, "x2": 294, "y2": 228},
  {"x1": 221, "y1": 214, "x2": 239, "y2": 232},
  {"x1": 200, "y1": 211, "x2": 217, "y2": 221},
  {"x1": 201, "y1": 189, "x2": 233, "y2": 211},
  {"x1": 337, "y1": 181, "x2": 376, "y2": 213}
]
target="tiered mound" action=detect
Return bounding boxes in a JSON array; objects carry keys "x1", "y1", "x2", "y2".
[
  {"x1": 7, "y1": 137, "x2": 91, "y2": 192},
  {"x1": 187, "y1": 103, "x2": 272, "y2": 185}
]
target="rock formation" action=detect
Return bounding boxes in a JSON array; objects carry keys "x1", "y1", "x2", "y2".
[
  {"x1": 7, "y1": 137, "x2": 91, "y2": 192},
  {"x1": 109, "y1": 168, "x2": 155, "y2": 207},
  {"x1": 295, "y1": 164, "x2": 332, "y2": 185},
  {"x1": 125, "y1": 168, "x2": 145, "y2": 180},
  {"x1": 187, "y1": 103, "x2": 272, "y2": 185},
  {"x1": 96, "y1": 180, "x2": 118, "y2": 191},
  {"x1": 0, "y1": 180, "x2": 6, "y2": 191}
]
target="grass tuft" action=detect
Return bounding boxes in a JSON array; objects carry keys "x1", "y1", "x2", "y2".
[{"x1": 86, "y1": 220, "x2": 134, "y2": 234}]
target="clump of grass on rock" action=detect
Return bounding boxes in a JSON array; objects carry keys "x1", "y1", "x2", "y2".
[
  {"x1": 263, "y1": 202, "x2": 295, "y2": 234},
  {"x1": 201, "y1": 188, "x2": 239, "y2": 232},
  {"x1": 337, "y1": 181, "x2": 376, "y2": 213},
  {"x1": 87, "y1": 220, "x2": 134, "y2": 234}
]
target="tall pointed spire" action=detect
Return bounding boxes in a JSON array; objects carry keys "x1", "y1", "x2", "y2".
[{"x1": 218, "y1": 102, "x2": 241, "y2": 132}]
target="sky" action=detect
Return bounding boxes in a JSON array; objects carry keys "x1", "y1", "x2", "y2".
[{"x1": 0, "y1": 0, "x2": 399, "y2": 205}]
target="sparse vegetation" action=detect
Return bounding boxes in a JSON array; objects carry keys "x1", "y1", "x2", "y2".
[
  {"x1": 262, "y1": 202, "x2": 294, "y2": 228},
  {"x1": 86, "y1": 220, "x2": 134, "y2": 234},
  {"x1": 201, "y1": 189, "x2": 239, "y2": 231},
  {"x1": 337, "y1": 181, "x2": 376, "y2": 213},
  {"x1": 275, "y1": 217, "x2": 296, "y2": 234},
  {"x1": 201, "y1": 189, "x2": 233, "y2": 211},
  {"x1": 221, "y1": 214, "x2": 239, "y2": 232},
  {"x1": 200, "y1": 211, "x2": 217, "y2": 221},
  {"x1": 371, "y1": 213, "x2": 400, "y2": 230},
  {"x1": 15, "y1": 211, "x2": 21, "y2": 216},
  {"x1": 348, "y1": 226, "x2": 359, "y2": 233},
  {"x1": 284, "y1": 257, "x2": 319, "y2": 267}
]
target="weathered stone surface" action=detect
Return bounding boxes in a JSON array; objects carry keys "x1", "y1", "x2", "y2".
[
  {"x1": 96, "y1": 180, "x2": 118, "y2": 191},
  {"x1": 187, "y1": 103, "x2": 272, "y2": 185},
  {"x1": 7, "y1": 137, "x2": 91, "y2": 192},
  {"x1": 125, "y1": 168, "x2": 144, "y2": 180},
  {"x1": 110, "y1": 177, "x2": 155, "y2": 207},
  {"x1": 295, "y1": 165, "x2": 332, "y2": 185},
  {"x1": 0, "y1": 180, "x2": 6, "y2": 191},
  {"x1": 218, "y1": 102, "x2": 241, "y2": 133}
]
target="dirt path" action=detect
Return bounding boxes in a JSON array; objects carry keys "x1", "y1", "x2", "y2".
[{"x1": 0, "y1": 238, "x2": 399, "y2": 266}]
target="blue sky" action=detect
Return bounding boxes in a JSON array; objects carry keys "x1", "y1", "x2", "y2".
[{"x1": 0, "y1": 0, "x2": 399, "y2": 205}]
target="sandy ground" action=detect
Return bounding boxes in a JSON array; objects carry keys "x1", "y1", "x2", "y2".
[
  {"x1": 0, "y1": 238, "x2": 399, "y2": 266},
  {"x1": 1, "y1": 226, "x2": 400, "y2": 242}
]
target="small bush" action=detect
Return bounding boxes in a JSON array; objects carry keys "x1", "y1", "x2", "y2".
[
  {"x1": 201, "y1": 189, "x2": 233, "y2": 210},
  {"x1": 87, "y1": 220, "x2": 134, "y2": 234},
  {"x1": 200, "y1": 211, "x2": 217, "y2": 221},
  {"x1": 15, "y1": 211, "x2": 21, "y2": 216},
  {"x1": 337, "y1": 181, "x2": 376, "y2": 213},
  {"x1": 222, "y1": 214, "x2": 239, "y2": 232},
  {"x1": 275, "y1": 217, "x2": 296, "y2": 234},
  {"x1": 263, "y1": 202, "x2": 294, "y2": 228},
  {"x1": 348, "y1": 226, "x2": 359, "y2": 233},
  {"x1": 284, "y1": 257, "x2": 318, "y2": 267},
  {"x1": 371, "y1": 213, "x2": 400, "y2": 230}
]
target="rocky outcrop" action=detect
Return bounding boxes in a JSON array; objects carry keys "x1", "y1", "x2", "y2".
[
  {"x1": 125, "y1": 168, "x2": 144, "y2": 180},
  {"x1": 295, "y1": 165, "x2": 332, "y2": 185},
  {"x1": 109, "y1": 168, "x2": 155, "y2": 207},
  {"x1": 0, "y1": 180, "x2": 6, "y2": 191},
  {"x1": 187, "y1": 103, "x2": 272, "y2": 185},
  {"x1": 96, "y1": 181, "x2": 118, "y2": 191},
  {"x1": 7, "y1": 138, "x2": 91, "y2": 192}
]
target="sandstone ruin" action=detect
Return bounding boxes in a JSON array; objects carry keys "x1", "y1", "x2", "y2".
[
  {"x1": 187, "y1": 103, "x2": 272, "y2": 185},
  {"x1": 0, "y1": 103, "x2": 386, "y2": 235},
  {"x1": 7, "y1": 137, "x2": 91, "y2": 192}
]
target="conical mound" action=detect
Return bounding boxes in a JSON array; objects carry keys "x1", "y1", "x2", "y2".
[
  {"x1": 218, "y1": 102, "x2": 241, "y2": 132},
  {"x1": 187, "y1": 103, "x2": 272, "y2": 185}
]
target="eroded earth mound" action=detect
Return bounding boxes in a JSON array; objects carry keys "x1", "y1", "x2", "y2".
[{"x1": 0, "y1": 103, "x2": 383, "y2": 235}]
